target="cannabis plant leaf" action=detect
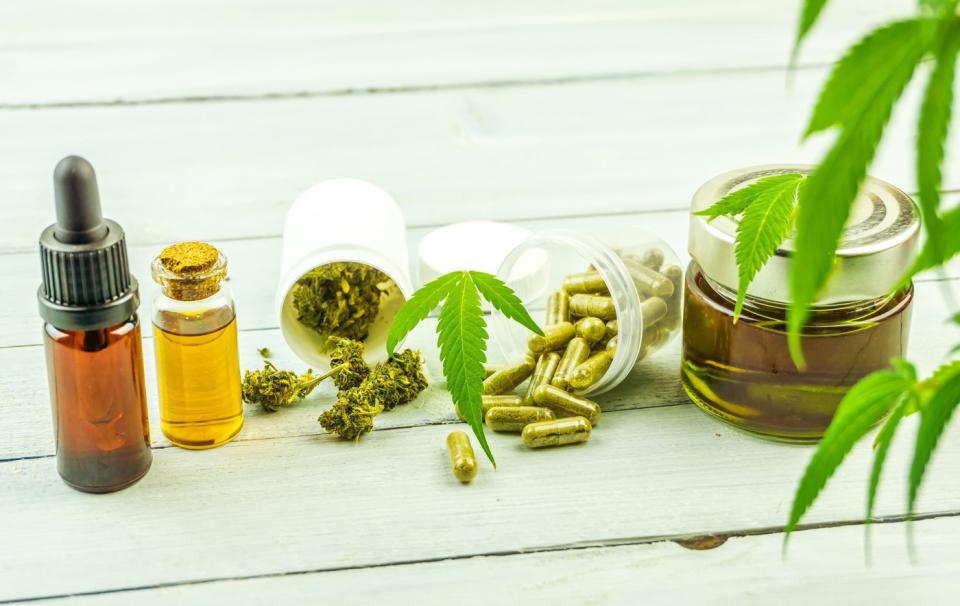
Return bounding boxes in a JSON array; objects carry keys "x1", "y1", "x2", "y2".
[
  {"x1": 386, "y1": 272, "x2": 462, "y2": 356},
  {"x1": 866, "y1": 396, "x2": 909, "y2": 523},
  {"x1": 901, "y1": 203, "x2": 960, "y2": 282},
  {"x1": 908, "y1": 361, "x2": 960, "y2": 518},
  {"x1": 732, "y1": 174, "x2": 804, "y2": 319},
  {"x1": 785, "y1": 369, "x2": 914, "y2": 540},
  {"x1": 789, "y1": 19, "x2": 929, "y2": 365},
  {"x1": 693, "y1": 174, "x2": 800, "y2": 221},
  {"x1": 793, "y1": 0, "x2": 831, "y2": 60},
  {"x1": 437, "y1": 272, "x2": 495, "y2": 466},
  {"x1": 916, "y1": 19, "x2": 960, "y2": 262},
  {"x1": 470, "y1": 271, "x2": 543, "y2": 336}
]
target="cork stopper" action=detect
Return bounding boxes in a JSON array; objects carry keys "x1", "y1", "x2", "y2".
[{"x1": 152, "y1": 241, "x2": 227, "y2": 301}]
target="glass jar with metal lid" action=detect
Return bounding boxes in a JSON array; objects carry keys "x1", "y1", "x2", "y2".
[{"x1": 683, "y1": 165, "x2": 919, "y2": 442}]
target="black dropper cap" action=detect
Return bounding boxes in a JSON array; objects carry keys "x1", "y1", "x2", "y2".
[{"x1": 38, "y1": 156, "x2": 139, "y2": 330}]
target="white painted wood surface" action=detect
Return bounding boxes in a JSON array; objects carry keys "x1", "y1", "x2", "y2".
[{"x1": 1, "y1": 1, "x2": 958, "y2": 603}]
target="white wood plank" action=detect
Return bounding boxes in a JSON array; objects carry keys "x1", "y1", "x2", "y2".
[
  {"x1": 0, "y1": 0, "x2": 913, "y2": 106},
  {"x1": 35, "y1": 515, "x2": 960, "y2": 606},
  {"x1": 1, "y1": 402, "x2": 959, "y2": 602},
  {"x1": 2, "y1": 67, "x2": 955, "y2": 252}
]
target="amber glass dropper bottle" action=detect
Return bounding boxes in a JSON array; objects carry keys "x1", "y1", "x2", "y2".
[{"x1": 38, "y1": 156, "x2": 152, "y2": 493}]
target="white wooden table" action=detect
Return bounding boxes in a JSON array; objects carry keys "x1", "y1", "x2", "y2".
[{"x1": 2, "y1": 1, "x2": 959, "y2": 603}]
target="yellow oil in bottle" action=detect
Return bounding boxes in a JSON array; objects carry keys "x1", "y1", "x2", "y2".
[{"x1": 153, "y1": 317, "x2": 243, "y2": 449}]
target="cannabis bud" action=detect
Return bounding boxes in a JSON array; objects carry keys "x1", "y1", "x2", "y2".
[
  {"x1": 292, "y1": 262, "x2": 390, "y2": 342},
  {"x1": 327, "y1": 336, "x2": 370, "y2": 391},
  {"x1": 241, "y1": 361, "x2": 319, "y2": 412},
  {"x1": 241, "y1": 338, "x2": 370, "y2": 412},
  {"x1": 319, "y1": 349, "x2": 428, "y2": 440}
]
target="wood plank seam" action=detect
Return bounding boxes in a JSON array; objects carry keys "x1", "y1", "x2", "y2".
[
  {"x1": 0, "y1": 62, "x2": 834, "y2": 112},
  {"x1": 1, "y1": 511, "x2": 955, "y2": 605}
]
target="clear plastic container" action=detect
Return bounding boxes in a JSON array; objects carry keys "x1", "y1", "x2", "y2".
[{"x1": 492, "y1": 229, "x2": 682, "y2": 396}]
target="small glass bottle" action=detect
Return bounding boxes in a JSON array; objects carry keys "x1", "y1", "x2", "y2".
[
  {"x1": 151, "y1": 242, "x2": 243, "y2": 449},
  {"x1": 683, "y1": 165, "x2": 919, "y2": 442},
  {"x1": 39, "y1": 156, "x2": 152, "y2": 493}
]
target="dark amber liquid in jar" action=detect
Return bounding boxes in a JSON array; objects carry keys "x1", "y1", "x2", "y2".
[
  {"x1": 681, "y1": 263, "x2": 912, "y2": 442},
  {"x1": 44, "y1": 317, "x2": 152, "y2": 492}
]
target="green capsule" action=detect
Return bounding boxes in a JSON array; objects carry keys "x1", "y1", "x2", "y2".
[
  {"x1": 486, "y1": 406, "x2": 556, "y2": 432},
  {"x1": 639, "y1": 325, "x2": 671, "y2": 360},
  {"x1": 483, "y1": 364, "x2": 506, "y2": 379},
  {"x1": 624, "y1": 258, "x2": 674, "y2": 298},
  {"x1": 482, "y1": 360, "x2": 535, "y2": 395},
  {"x1": 568, "y1": 351, "x2": 614, "y2": 391},
  {"x1": 456, "y1": 394, "x2": 528, "y2": 421},
  {"x1": 639, "y1": 248, "x2": 664, "y2": 271},
  {"x1": 562, "y1": 271, "x2": 608, "y2": 295},
  {"x1": 641, "y1": 296, "x2": 668, "y2": 328},
  {"x1": 606, "y1": 335, "x2": 618, "y2": 351},
  {"x1": 533, "y1": 384, "x2": 602, "y2": 425},
  {"x1": 522, "y1": 416, "x2": 592, "y2": 448},
  {"x1": 575, "y1": 317, "x2": 606, "y2": 345},
  {"x1": 605, "y1": 319, "x2": 618, "y2": 338},
  {"x1": 551, "y1": 337, "x2": 591, "y2": 390},
  {"x1": 569, "y1": 294, "x2": 616, "y2": 321},
  {"x1": 660, "y1": 264, "x2": 684, "y2": 330},
  {"x1": 523, "y1": 352, "x2": 561, "y2": 404},
  {"x1": 446, "y1": 431, "x2": 478, "y2": 483},
  {"x1": 545, "y1": 290, "x2": 570, "y2": 325},
  {"x1": 528, "y1": 322, "x2": 576, "y2": 354}
]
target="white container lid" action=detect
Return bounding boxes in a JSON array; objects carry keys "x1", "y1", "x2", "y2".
[{"x1": 417, "y1": 221, "x2": 543, "y2": 290}]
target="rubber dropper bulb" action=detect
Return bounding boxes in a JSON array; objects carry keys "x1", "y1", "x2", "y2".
[{"x1": 53, "y1": 156, "x2": 109, "y2": 244}]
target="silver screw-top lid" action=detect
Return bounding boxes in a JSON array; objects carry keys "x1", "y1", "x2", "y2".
[
  {"x1": 689, "y1": 164, "x2": 920, "y2": 305},
  {"x1": 38, "y1": 156, "x2": 139, "y2": 330}
]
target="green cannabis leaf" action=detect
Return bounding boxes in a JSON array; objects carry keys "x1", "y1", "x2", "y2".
[
  {"x1": 386, "y1": 270, "x2": 543, "y2": 466},
  {"x1": 788, "y1": 19, "x2": 930, "y2": 365},
  {"x1": 785, "y1": 362, "x2": 916, "y2": 540},
  {"x1": 901, "y1": 203, "x2": 960, "y2": 283},
  {"x1": 792, "y1": 0, "x2": 830, "y2": 62},
  {"x1": 908, "y1": 361, "x2": 960, "y2": 518},
  {"x1": 695, "y1": 173, "x2": 805, "y2": 320}
]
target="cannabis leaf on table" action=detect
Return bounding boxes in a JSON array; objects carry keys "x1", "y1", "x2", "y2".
[
  {"x1": 386, "y1": 271, "x2": 542, "y2": 466},
  {"x1": 694, "y1": 172, "x2": 806, "y2": 320}
]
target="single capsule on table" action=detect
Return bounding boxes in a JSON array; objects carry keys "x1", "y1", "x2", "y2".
[
  {"x1": 575, "y1": 317, "x2": 606, "y2": 345},
  {"x1": 562, "y1": 271, "x2": 608, "y2": 295},
  {"x1": 605, "y1": 319, "x2": 618, "y2": 338},
  {"x1": 640, "y1": 296, "x2": 668, "y2": 328},
  {"x1": 486, "y1": 406, "x2": 556, "y2": 432},
  {"x1": 624, "y1": 260, "x2": 674, "y2": 298},
  {"x1": 457, "y1": 394, "x2": 527, "y2": 421},
  {"x1": 482, "y1": 360, "x2": 535, "y2": 395},
  {"x1": 545, "y1": 290, "x2": 570, "y2": 325},
  {"x1": 568, "y1": 350, "x2": 614, "y2": 391},
  {"x1": 551, "y1": 337, "x2": 591, "y2": 390},
  {"x1": 523, "y1": 352, "x2": 560, "y2": 404},
  {"x1": 446, "y1": 431, "x2": 478, "y2": 483},
  {"x1": 522, "y1": 416, "x2": 592, "y2": 448},
  {"x1": 528, "y1": 322, "x2": 576, "y2": 354},
  {"x1": 569, "y1": 294, "x2": 617, "y2": 321},
  {"x1": 533, "y1": 384, "x2": 602, "y2": 425}
]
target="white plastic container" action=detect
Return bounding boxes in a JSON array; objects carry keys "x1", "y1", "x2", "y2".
[
  {"x1": 491, "y1": 229, "x2": 682, "y2": 396},
  {"x1": 276, "y1": 179, "x2": 414, "y2": 367}
]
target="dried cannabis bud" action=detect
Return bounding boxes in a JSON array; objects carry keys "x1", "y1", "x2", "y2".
[
  {"x1": 242, "y1": 338, "x2": 370, "y2": 412},
  {"x1": 257, "y1": 347, "x2": 271, "y2": 358},
  {"x1": 292, "y1": 262, "x2": 390, "y2": 342},
  {"x1": 319, "y1": 349, "x2": 429, "y2": 440},
  {"x1": 241, "y1": 361, "x2": 319, "y2": 412},
  {"x1": 327, "y1": 336, "x2": 370, "y2": 391}
]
